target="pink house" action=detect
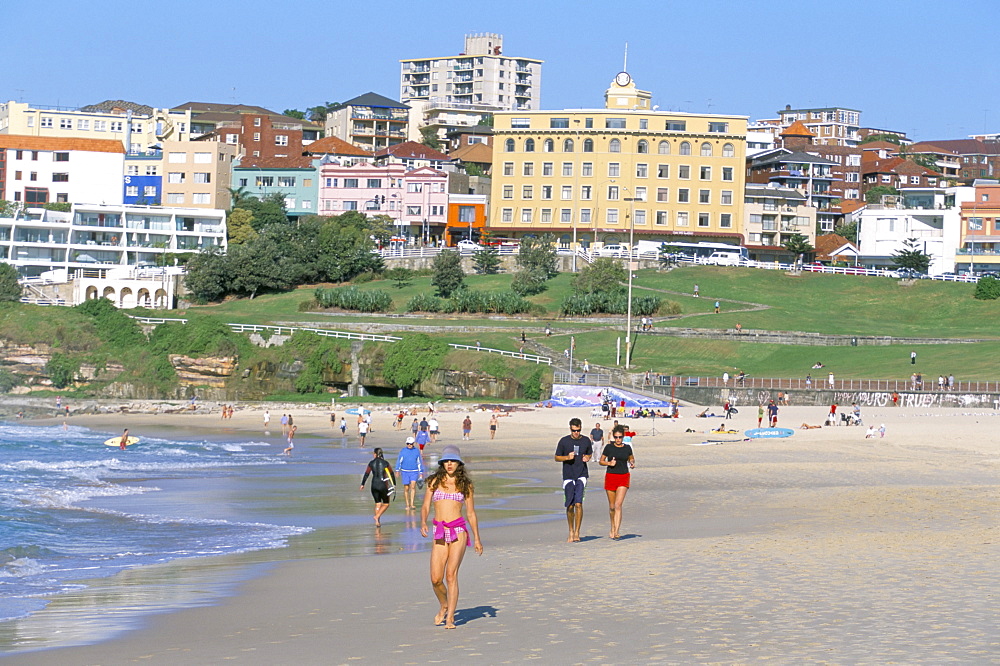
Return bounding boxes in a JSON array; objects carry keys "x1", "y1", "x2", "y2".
[{"x1": 318, "y1": 161, "x2": 448, "y2": 243}]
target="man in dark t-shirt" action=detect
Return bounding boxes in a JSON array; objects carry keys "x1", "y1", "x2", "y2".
[
  {"x1": 554, "y1": 417, "x2": 593, "y2": 543},
  {"x1": 590, "y1": 423, "x2": 604, "y2": 450}
]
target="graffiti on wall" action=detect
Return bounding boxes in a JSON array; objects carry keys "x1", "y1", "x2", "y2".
[{"x1": 834, "y1": 391, "x2": 998, "y2": 408}]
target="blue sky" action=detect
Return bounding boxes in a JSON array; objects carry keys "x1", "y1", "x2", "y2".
[{"x1": 4, "y1": 0, "x2": 998, "y2": 141}]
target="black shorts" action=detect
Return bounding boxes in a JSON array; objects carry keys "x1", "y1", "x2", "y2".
[{"x1": 371, "y1": 487, "x2": 390, "y2": 504}]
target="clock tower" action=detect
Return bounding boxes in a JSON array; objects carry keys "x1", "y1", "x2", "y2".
[{"x1": 604, "y1": 72, "x2": 652, "y2": 110}]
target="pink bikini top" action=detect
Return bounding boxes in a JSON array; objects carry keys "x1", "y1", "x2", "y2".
[{"x1": 432, "y1": 490, "x2": 465, "y2": 503}]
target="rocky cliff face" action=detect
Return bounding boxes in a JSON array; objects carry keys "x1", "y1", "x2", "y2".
[{"x1": 169, "y1": 355, "x2": 237, "y2": 388}]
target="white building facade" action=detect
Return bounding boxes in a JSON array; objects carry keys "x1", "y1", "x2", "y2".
[{"x1": 0, "y1": 135, "x2": 125, "y2": 206}]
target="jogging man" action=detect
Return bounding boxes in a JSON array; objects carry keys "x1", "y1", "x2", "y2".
[{"x1": 554, "y1": 418, "x2": 593, "y2": 543}]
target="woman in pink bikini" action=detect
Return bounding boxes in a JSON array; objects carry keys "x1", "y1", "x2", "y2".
[{"x1": 420, "y1": 445, "x2": 483, "y2": 629}]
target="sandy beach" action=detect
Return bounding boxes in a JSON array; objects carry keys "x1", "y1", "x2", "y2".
[{"x1": 5, "y1": 400, "x2": 1000, "y2": 664}]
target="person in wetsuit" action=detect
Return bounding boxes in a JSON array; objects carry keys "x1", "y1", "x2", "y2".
[{"x1": 360, "y1": 447, "x2": 396, "y2": 527}]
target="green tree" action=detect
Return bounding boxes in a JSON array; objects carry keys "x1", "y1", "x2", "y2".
[
  {"x1": 861, "y1": 133, "x2": 902, "y2": 145},
  {"x1": 892, "y1": 238, "x2": 931, "y2": 273},
  {"x1": 227, "y1": 234, "x2": 297, "y2": 298},
  {"x1": 865, "y1": 185, "x2": 900, "y2": 204},
  {"x1": 42, "y1": 202, "x2": 71, "y2": 212},
  {"x1": 516, "y1": 234, "x2": 558, "y2": 278},
  {"x1": 384, "y1": 267, "x2": 414, "y2": 288},
  {"x1": 46, "y1": 353, "x2": 79, "y2": 389},
  {"x1": 226, "y1": 208, "x2": 257, "y2": 244},
  {"x1": 472, "y1": 245, "x2": 501, "y2": 275},
  {"x1": 571, "y1": 257, "x2": 626, "y2": 295},
  {"x1": 0, "y1": 262, "x2": 21, "y2": 302},
  {"x1": 382, "y1": 334, "x2": 448, "y2": 391},
  {"x1": 226, "y1": 186, "x2": 253, "y2": 212},
  {"x1": 315, "y1": 212, "x2": 385, "y2": 283},
  {"x1": 510, "y1": 268, "x2": 549, "y2": 296},
  {"x1": 833, "y1": 220, "x2": 858, "y2": 243},
  {"x1": 782, "y1": 233, "x2": 814, "y2": 259},
  {"x1": 243, "y1": 192, "x2": 289, "y2": 230},
  {"x1": 307, "y1": 102, "x2": 339, "y2": 122},
  {"x1": 431, "y1": 249, "x2": 465, "y2": 297},
  {"x1": 419, "y1": 126, "x2": 441, "y2": 150},
  {"x1": 974, "y1": 276, "x2": 1000, "y2": 300},
  {"x1": 183, "y1": 247, "x2": 230, "y2": 302},
  {"x1": 283, "y1": 109, "x2": 306, "y2": 119},
  {"x1": 477, "y1": 114, "x2": 494, "y2": 127},
  {"x1": 0, "y1": 200, "x2": 23, "y2": 218},
  {"x1": 464, "y1": 163, "x2": 485, "y2": 177}
]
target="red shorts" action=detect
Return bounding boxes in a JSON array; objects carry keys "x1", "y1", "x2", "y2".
[{"x1": 604, "y1": 472, "x2": 630, "y2": 491}]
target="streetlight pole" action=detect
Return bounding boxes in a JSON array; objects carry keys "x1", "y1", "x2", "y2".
[{"x1": 623, "y1": 191, "x2": 637, "y2": 369}]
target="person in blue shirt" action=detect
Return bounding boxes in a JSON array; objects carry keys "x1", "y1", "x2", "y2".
[{"x1": 396, "y1": 437, "x2": 425, "y2": 510}]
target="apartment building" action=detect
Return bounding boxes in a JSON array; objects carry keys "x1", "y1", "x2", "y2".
[
  {"x1": 324, "y1": 93, "x2": 410, "y2": 153},
  {"x1": 0, "y1": 203, "x2": 226, "y2": 278},
  {"x1": 777, "y1": 105, "x2": 861, "y2": 147},
  {"x1": 0, "y1": 135, "x2": 125, "y2": 206},
  {"x1": 746, "y1": 149, "x2": 838, "y2": 232},
  {"x1": 173, "y1": 103, "x2": 320, "y2": 145},
  {"x1": 159, "y1": 140, "x2": 237, "y2": 209},
  {"x1": 743, "y1": 185, "x2": 817, "y2": 257},
  {"x1": 909, "y1": 139, "x2": 1000, "y2": 182},
  {"x1": 958, "y1": 182, "x2": 1000, "y2": 273},
  {"x1": 488, "y1": 73, "x2": 746, "y2": 247},
  {"x1": 232, "y1": 165, "x2": 317, "y2": 219},
  {"x1": 861, "y1": 157, "x2": 942, "y2": 197},
  {"x1": 780, "y1": 121, "x2": 864, "y2": 205},
  {"x1": 0, "y1": 100, "x2": 192, "y2": 151},
  {"x1": 400, "y1": 33, "x2": 542, "y2": 143}
]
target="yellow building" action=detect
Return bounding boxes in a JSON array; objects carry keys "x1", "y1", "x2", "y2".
[{"x1": 488, "y1": 73, "x2": 747, "y2": 248}]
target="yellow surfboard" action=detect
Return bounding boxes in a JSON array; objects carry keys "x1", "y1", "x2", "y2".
[{"x1": 104, "y1": 436, "x2": 140, "y2": 447}]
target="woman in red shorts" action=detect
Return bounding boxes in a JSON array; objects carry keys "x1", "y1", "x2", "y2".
[{"x1": 600, "y1": 425, "x2": 635, "y2": 540}]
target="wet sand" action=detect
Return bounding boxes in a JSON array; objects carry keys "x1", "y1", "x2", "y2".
[{"x1": 8, "y1": 402, "x2": 1000, "y2": 663}]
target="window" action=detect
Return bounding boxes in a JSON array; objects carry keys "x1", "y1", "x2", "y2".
[
  {"x1": 345, "y1": 178, "x2": 360, "y2": 188},
  {"x1": 563, "y1": 138, "x2": 574, "y2": 152},
  {"x1": 168, "y1": 172, "x2": 185, "y2": 184},
  {"x1": 505, "y1": 138, "x2": 515, "y2": 152},
  {"x1": 678, "y1": 165, "x2": 691, "y2": 179},
  {"x1": 226, "y1": 133, "x2": 238, "y2": 144},
  {"x1": 29, "y1": 172, "x2": 37, "y2": 181},
  {"x1": 881, "y1": 175, "x2": 891, "y2": 183},
  {"x1": 302, "y1": 200, "x2": 312, "y2": 209},
  {"x1": 344, "y1": 201, "x2": 358, "y2": 211},
  {"x1": 168, "y1": 152, "x2": 186, "y2": 163},
  {"x1": 585, "y1": 118, "x2": 593, "y2": 128},
  {"x1": 666, "y1": 120, "x2": 686, "y2": 131},
  {"x1": 606, "y1": 209, "x2": 619, "y2": 224},
  {"x1": 503, "y1": 162, "x2": 514, "y2": 176},
  {"x1": 699, "y1": 190, "x2": 710, "y2": 204},
  {"x1": 561, "y1": 185, "x2": 572, "y2": 200},
  {"x1": 634, "y1": 209, "x2": 646, "y2": 225},
  {"x1": 540, "y1": 209, "x2": 552, "y2": 223},
  {"x1": 275, "y1": 135, "x2": 288, "y2": 146},
  {"x1": 658, "y1": 141, "x2": 671, "y2": 155},
  {"x1": 541, "y1": 185, "x2": 552, "y2": 199},
  {"x1": 698, "y1": 213, "x2": 710, "y2": 227},
  {"x1": 910, "y1": 176, "x2": 920, "y2": 184},
  {"x1": 583, "y1": 139, "x2": 594, "y2": 153},
  {"x1": 721, "y1": 190, "x2": 733, "y2": 205},
  {"x1": 656, "y1": 211, "x2": 670, "y2": 225},
  {"x1": 847, "y1": 154, "x2": 861, "y2": 167},
  {"x1": 192, "y1": 152, "x2": 211, "y2": 164},
  {"x1": 524, "y1": 138, "x2": 535, "y2": 152},
  {"x1": 700, "y1": 142, "x2": 713, "y2": 157},
  {"x1": 253, "y1": 132, "x2": 261, "y2": 142},
  {"x1": 609, "y1": 139, "x2": 621, "y2": 153},
  {"x1": 658, "y1": 164, "x2": 669, "y2": 178},
  {"x1": 503, "y1": 185, "x2": 514, "y2": 199},
  {"x1": 562, "y1": 162, "x2": 573, "y2": 177},
  {"x1": 606, "y1": 118, "x2": 626, "y2": 129},
  {"x1": 407, "y1": 205, "x2": 422, "y2": 215},
  {"x1": 52, "y1": 173, "x2": 69, "y2": 182},
  {"x1": 678, "y1": 189, "x2": 690, "y2": 203},
  {"x1": 143, "y1": 186, "x2": 157, "y2": 197},
  {"x1": 657, "y1": 188, "x2": 669, "y2": 202},
  {"x1": 125, "y1": 185, "x2": 139, "y2": 198},
  {"x1": 969, "y1": 217, "x2": 983, "y2": 230},
  {"x1": 679, "y1": 141, "x2": 691, "y2": 155},
  {"x1": 581, "y1": 185, "x2": 592, "y2": 200},
  {"x1": 192, "y1": 193, "x2": 211, "y2": 205},
  {"x1": 561, "y1": 209, "x2": 572, "y2": 223},
  {"x1": 582, "y1": 162, "x2": 593, "y2": 177},
  {"x1": 722, "y1": 166, "x2": 734, "y2": 181},
  {"x1": 542, "y1": 162, "x2": 553, "y2": 176},
  {"x1": 700, "y1": 166, "x2": 711, "y2": 180},
  {"x1": 846, "y1": 172, "x2": 860, "y2": 182},
  {"x1": 522, "y1": 185, "x2": 533, "y2": 199},
  {"x1": 146, "y1": 165, "x2": 157, "y2": 176},
  {"x1": 580, "y1": 209, "x2": 592, "y2": 223},
  {"x1": 708, "y1": 122, "x2": 729, "y2": 133},
  {"x1": 607, "y1": 186, "x2": 619, "y2": 200},
  {"x1": 639, "y1": 119, "x2": 648, "y2": 130},
  {"x1": 608, "y1": 163, "x2": 620, "y2": 177},
  {"x1": 720, "y1": 213, "x2": 732, "y2": 228},
  {"x1": 167, "y1": 193, "x2": 185, "y2": 204},
  {"x1": 722, "y1": 143, "x2": 735, "y2": 157},
  {"x1": 550, "y1": 118, "x2": 570, "y2": 128},
  {"x1": 523, "y1": 162, "x2": 534, "y2": 176},
  {"x1": 676, "y1": 212, "x2": 689, "y2": 226},
  {"x1": 194, "y1": 172, "x2": 211, "y2": 184},
  {"x1": 127, "y1": 165, "x2": 139, "y2": 176},
  {"x1": 543, "y1": 139, "x2": 554, "y2": 152},
  {"x1": 366, "y1": 178, "x2": 381, "y2": 188},
  {"x1": 521, "y1": 209, "x2": 533, "y2": 223},
  {"x1": 637, "y1": 140, "x2": 649, "y2": 154},
  {"x1": 636, "y1": 163, "x2": 648, "y2": 178},
  {"x1": 635, "y1": 186, "x2": 647, "y2": 201},
  {"x1": 52, "y1": 152, "x2": 70, "y2": 163},
  {"x1": 110, "y1": 121, "x2": 123, "y2": 132},
  {"x1": 502, "y1": 208, "x2": 513, "y2": 223},
  {"x1": 40, "y1": 117, "x2": 53, "y2": 128},
  {"x1": 58, "y1": 118, "x2": 72, "y2": 130},
  {"x1": 511, "y1": 118, "x2": 530, "y2": 128},
  {"x1": 253, "y1": 117, "x2": 262, "y2": 127},
  {"x1": 256, "y1": 176, "x2": 274, "y2": 187}
]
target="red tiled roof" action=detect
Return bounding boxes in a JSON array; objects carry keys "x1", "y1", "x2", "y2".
[
  {"x1": 304, "y1": 136, "x2": 371, "y2": 157},
  {"x1": 0, "y1": 134, "x2": 125, "y2": 154},
  {"x1": 375, "y1": 141, "x2": 451, "y2": 161},
  {"x1": 781, "y1": 120, "x2": 815, "y2": 138},
  {"x1": 814, "y1": 233, "x2": 858, "y2": 260},
  {"x1": 448, "y1": 142, "x2": 493, "y2": 164},
  {"x1": 239, "y1": 154, "x2": 312, "y2": 169}
]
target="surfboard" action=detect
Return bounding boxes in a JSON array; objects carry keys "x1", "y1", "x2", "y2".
[
  {"x1": 690, "y1": 438, "x2": 749, "y2": 446},
  {"x1": 744, "y1": 427, "x2": 794, "y2": 439},
  {"x1": 345, "y1": 408, "x2": 371, "y2": 416},
  {"x1": 104, "y1": 436, "x2": 140, "y2": 447}
]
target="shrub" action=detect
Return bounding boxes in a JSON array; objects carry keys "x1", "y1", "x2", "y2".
[
  {"x1": 284, "y1": 331, "x2": 346, "y2": 394},
  {"x1": 0, "y1": 368, "x2": 20, "y2": 393},
  {"x1": 479, "y1": 355, "x2": 511, "y2": 379},
  {"x1": 511, "y1": 268, "x2": 549, "y2": 296},
  {"x1": 974, "y1": 276, "x2": 1000, "y2": 300},
  {"x1": 523, "y1": 367, "x2": 545, "y2": 400},
  {"x1": 445, "y1": 290, "x2": 531, "y2": 314},
  {"x1": 352, "y1": 271, "x2": 380, "y2": 284},
  {"x1": 560, "y1": 293, "x2": 662, "y2": 316},
  {"x1": 406, "y1": 292, "x2": 444, "y2": 313},
  {"x1": 383, "y1": 334, "x2": 448, "y2": 390},
  {"x1": 658, "y1": 300, "x2": 682, "y2": 315},
  {"x1": 431, "y1": 250, "x2": 465, "y2": 297},
  {"x1": 0, "y1": 263, "x2": 21, "y2": 302},
  {"x1": 314, "y1": 287, "x2": 393, "y2": 312},
  {"x1": 46, "y1": 353, "x2": 80, "y2": 388},
  {"x1": 76, "y1": 298, "x2": 145, "y2": 349}
]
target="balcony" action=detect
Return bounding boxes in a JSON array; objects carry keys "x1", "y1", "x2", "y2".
[{"x1": 351, "y1": 111, "x2": 408, "y2": 122}]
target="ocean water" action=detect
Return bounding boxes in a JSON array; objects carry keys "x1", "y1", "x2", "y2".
[{"x1": 0, "y1": 422, "x2": 312, "y2": 624}]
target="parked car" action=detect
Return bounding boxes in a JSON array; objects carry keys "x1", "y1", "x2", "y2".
[
  {"x1": 894, "y1": 268, "x2": 926, "y2": 279},
  {"x1": 456, "y1": 240, "x2": 482, "y2": 252},
  {"x1": 595, "y1": 244, "x2": 630, "y2": 257},
  {"x1": 705, "y1": 251, "x2": 743, "y2": 266}
]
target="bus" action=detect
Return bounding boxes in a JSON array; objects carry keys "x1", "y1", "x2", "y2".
[{"x1": 658, "y1": 241, "x2": 749, "y2": 262}]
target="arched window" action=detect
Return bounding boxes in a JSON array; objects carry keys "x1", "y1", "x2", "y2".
[
  {"x1": 524, "y1": 138, "x2": 535, "y2": 152},
  {"x1": 563, "y1": 138, "x2": 574, "y2": 152},
  {"x1": 504, "y1": 138, "x2": 515, "y2": 152},
  {"x1": 679, "y1": 141, "x2": 691, "y2": 156},
  {"x1": 722, "y1": 142, "x2": 735, "y2": 157},
  {"x1": 637, "y1": 140, "x2": 649, "y2": 154},
  {"x1": 543, "y1": 138, "x2": 554, "y2": 152},
  {"x1": 583, "y1": 138, "x2": 594, "y2": 153},
  {"x1": 609, "y1": 139, "x2": 621, "y2": 153},
  {"x1": 658, "y1": 141, "x2": 671, "y2": 155},
  {"x1": 700, "y1": 142, "x2": 713, "y2": 157}
]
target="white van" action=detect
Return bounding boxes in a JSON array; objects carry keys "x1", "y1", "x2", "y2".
[{"x1": 706, "y1": 251, "x2": 743, "y2": 266}]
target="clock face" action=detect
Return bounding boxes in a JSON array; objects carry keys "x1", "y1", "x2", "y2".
[{"x1": 615, "y1": 72, "x2": 631, "y2": 86}]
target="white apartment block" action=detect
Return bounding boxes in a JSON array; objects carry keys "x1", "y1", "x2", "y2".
[
  {"x1": 1, "y1": 203, "x2": 226, "y2": 278},
  {"x1": 0, "y1": 135, "x2": 125, "y2": 206},
  {"x1": 857, "y1": 186, "x2": 974, "y2": 274},
  {"x1": 777, "y1": 105, "x2": 861, "y2": 147},
  {"x1": 0, "y1": 100, "x2": 192, "y2": 153}
]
